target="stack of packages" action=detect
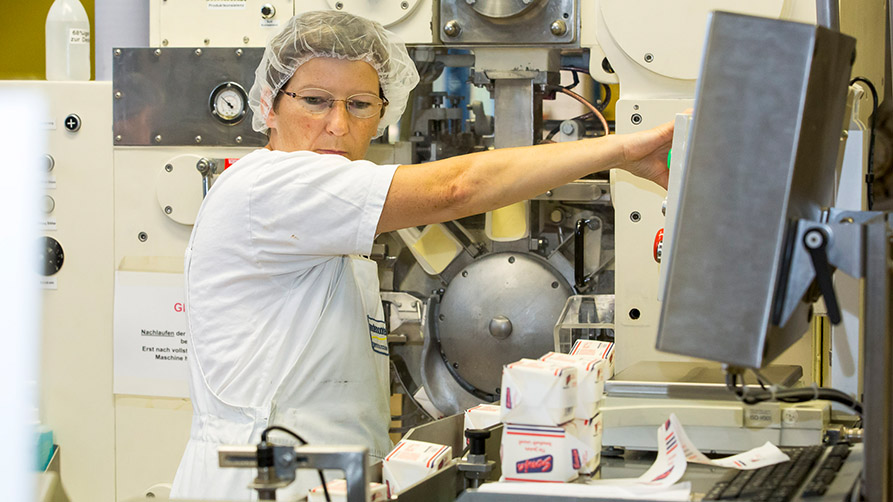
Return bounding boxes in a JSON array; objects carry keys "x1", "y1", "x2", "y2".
[{"x1": 498, "y1": 342, "x2": 612, "y2": 483}]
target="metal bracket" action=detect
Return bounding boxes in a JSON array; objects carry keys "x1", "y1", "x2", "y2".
[{"x1": 219, "y1": 444, "x2": 369, "y2": 502}]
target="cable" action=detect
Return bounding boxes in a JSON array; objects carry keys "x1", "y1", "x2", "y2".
[
  {"x1": 262, "y1": 425, "x2": 331, "y2": 502},
  {"x1": 724, "y1": 370, "x2": 863, "y2": 416},
  {"x1": 849, "y1": 76, "x2": 878, "y2": 210},
  {"x1": 549, "y1": 85, "x2": 610, "y2": 137}
]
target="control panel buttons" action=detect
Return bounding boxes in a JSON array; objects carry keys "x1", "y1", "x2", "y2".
[{"x1": 64, "y1": 114, "x2": 81, "y2": 132}]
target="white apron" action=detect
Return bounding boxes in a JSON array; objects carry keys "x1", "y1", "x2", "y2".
[{"x1": 171, "y1": 255, "x2": 392, "y2": 501}]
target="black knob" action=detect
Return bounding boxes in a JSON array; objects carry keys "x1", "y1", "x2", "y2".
[{"x1": 465, "y1": 428, "x2": 491, "y2": 456}]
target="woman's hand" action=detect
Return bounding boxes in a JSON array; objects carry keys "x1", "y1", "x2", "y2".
[{"x1": 618, "y1": 120, "x2": 675, "y2": 189}]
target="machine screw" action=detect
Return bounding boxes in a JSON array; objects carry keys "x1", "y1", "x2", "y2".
[
  {"x1": 195, "y1": 135, "x2": 202, "y2": 144},
  {"x1": 243, "y1": 36, "x2": 250, "y2": 44},
  {"x1": 114, "y1": 49, "x2": 122, "y2": 57},
  {"x1": 235, "y1": 48, "x2": 243, "y2": 57},
  {"x1": 335, "y1": 1, "x2": 344, "y2": 9},
  {"x1": 804, "y1": 230, "x2": 825, "y2": 249},
  {"x1": 630, "y1": 211, "x2": 641, "y2": 222},
  {"x1": 235, "y1": 135, "x2": 243, "y2": 143},
  {"x1": 439, "y1": 314, "x2": 445, "y2": 321},
  {"x1": 138, "y1": 232, "x2": 148, "y2": 242},
  {"x1": 443, "y1": 20, "x2": 461, "y2": 37},
  {"x1": 154, "y1": 134, "x2": 163, "y2": 143},
  {"x1": 631, "y1": 113, "x2": 643, "y2": 125},
  {"x1": 203, "y1": 39, "x2": 210, "y2": 46},
  {"x1": 644, "y1": 53, "x2": 654, "y2": 63},
  {"x1": 550, "y1": 19, "x2": 567, "y2": 36},
  {"x1": 196, "y1": 159, "x2": 210, "y2": 175},
  {"x1": 401, "y1": 1, "x2": 409, "y2": 9},
  {"x1": 115, "y1": 135, "x2": 122, "y2": 142},
  {"x1": 164, "y1": 206, "x2": 173, "y2": 215},
  {"x1": 114, "y1": 90, "x2": 122, "y2": 99},
  {"x1": 560, "y1": 121, "x2": 576, "y2": 135},
  {"x1": 545, "y1": 190, "x2": 553, "y2": 197},
  {"x1": 154, "y1": 49, "x2": 162, "y2": 57},
  {"x1": 462, "y1": 270, "x2": 468, "y2": 277},
  {"x1": 195, "y1": 48, "x2": 203, "y2": 56},
  {"x1": 551, "y1": 281, "x2": 559, "y2": 289},
  {"x1": 508, "y1": 256, "x2": 515, "y2": 264},
  {"x1": 165, "y1": 164, "x2": 173, "y2": 172}
]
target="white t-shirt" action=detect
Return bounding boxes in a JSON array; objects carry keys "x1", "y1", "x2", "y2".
[{"x1": 185, "y1": 148, "x2": 398, "y2": 407}]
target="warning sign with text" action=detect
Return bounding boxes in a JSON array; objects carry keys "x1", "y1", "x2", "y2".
[{"x1": 113, "y1": 270, "x2": 190, "y2": 398}]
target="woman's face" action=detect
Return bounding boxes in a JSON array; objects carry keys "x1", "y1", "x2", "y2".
[{"x1": 266, "y1": 57, "x2": 382, "y2": 161}]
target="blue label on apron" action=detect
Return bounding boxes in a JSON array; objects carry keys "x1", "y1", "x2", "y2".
[{"x1": 367, "y1": 315, "x2": 389, "y2": 355}]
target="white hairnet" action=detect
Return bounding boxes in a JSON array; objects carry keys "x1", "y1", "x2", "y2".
[{"x1": 249, "y1": 10, "x2": 420, "y2": 138}]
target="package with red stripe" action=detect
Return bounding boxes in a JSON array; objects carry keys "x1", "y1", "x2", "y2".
[
  {"x1": 501, "y1": 421, "x2": 601, "y2": 483},
  {"x1": 540, "y1": 351, "x2": 607, "y2": 420},
  {"x1": 572, "y1": 412, "x2": 603, "y2": 475},
  {"x1": 307, "y1": 479, "x2": 388, "y2": 502},
  {"x1": 382, "y1": 439, "x2": 452, "y2": 497},
  {"x1": 569, "y1": 339, "x2": 615, "y2": 377},
  {"x1": 500, "y1": 359, "x2": 577, "y2": 426},
  {"x1": 464, "y1": 404, "x2": 501, "y2": 444}
]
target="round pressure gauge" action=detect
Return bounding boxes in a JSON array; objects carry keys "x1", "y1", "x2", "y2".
[{"x1": 209, "y1": 82, "x2": 248, "y2": 125}]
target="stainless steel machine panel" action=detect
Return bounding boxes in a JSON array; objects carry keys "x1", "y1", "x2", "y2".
[
  {"x1": 656, "y1": 13, "x2": 856, "y2": 369},
  {"x1": 439, "y1": 0, "x2": 577, "y2": 45},
  {"x1": 113, "y1": 48, "x2": 266, "y2": 147}
]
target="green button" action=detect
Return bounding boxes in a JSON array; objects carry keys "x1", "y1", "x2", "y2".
[{"x1": 667, "y1": 148, "x2": 672, "y2": 169}]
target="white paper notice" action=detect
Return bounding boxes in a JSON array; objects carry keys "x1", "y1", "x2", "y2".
[{"x1": 113, "y1": 270, "x2": 189, "y2": 398}]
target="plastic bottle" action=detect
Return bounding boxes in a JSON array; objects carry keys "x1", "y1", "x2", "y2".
[{"x1": 45, "y1": 0, "x2": 91, "y2": 80}]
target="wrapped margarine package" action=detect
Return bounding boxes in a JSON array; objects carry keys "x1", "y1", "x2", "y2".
[
  {"x1": 569, "y1": 340, "x2": 615, "y2": 377},
  {"x1": 540, "y1": 351, "x2": 607, "y2": 420},
  {"x1": 382, "y1": 439, "x2": 452, "y2": 497},
  {"x1": 465, "y1": 404, "x2": 501, "y2": 444},
  {"x1": 500, "y1": 359, "x2": 577, "y2": 426},
  {"x1": 501, "y1": 418, "x2": 605, "y2": 483},
  {"x1": 573, "y1": 413, "x2": 603, "y2": 475},
  {"x1": 307, "y1": 479, "x2": 388, "y2": 502}
]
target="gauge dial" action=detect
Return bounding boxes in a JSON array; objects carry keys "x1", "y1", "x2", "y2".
[
  {"x1": 37, "y1": 236, "x2": 64, "y2": 276},
  {"x1": 209, "y1": 82, "x2": 248, "y2": 125}
]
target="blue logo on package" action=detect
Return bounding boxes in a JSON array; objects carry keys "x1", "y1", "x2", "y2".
[
  {"x1": 367, "y1": 315, "x2": 389, "y2": 355},
  {"x1": 516, "y1": 454, "x2": 553, "y2": 474}
]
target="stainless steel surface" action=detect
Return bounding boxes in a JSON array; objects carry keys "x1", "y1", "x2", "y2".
[
  {"x1": 656, "y1": 13, "x2": 856, "y2": 368},
  {"x1": 439, "y1": 0, "x2": 576, "y2": 45},
  {"x1": 531, "y1": 180, "x2": 611, "y2": 202},
  {"x1": 397, "y1": 463, "x2": 464, "y2": 502},
  {"x1": 815, "y1": 0, "x2": 841, "y2": 30},
  {"x1": 219, "y1": 444, "x2": 370, "y2": 502},
  {"x1": 606, "y1": 362, "x2": 802, "y2": 400},
  {"x1": 436, "y1": 252, "x2": 573, "y2": 394},
  {"x1": 113, "y1": 48, "x2": 266, "y2": 147},
  {"x1": 860, "y1": 214, "x2": 892, "y2": 502},
  {"x1": 402, "y1": 413, "x2": 467, "y2": 460},
  {"x1": 469, "y1": 0, "x2": 540, "y2": 19},
  {"x1": 493, "y1": 77, "x2": 541, "y2": 149}
]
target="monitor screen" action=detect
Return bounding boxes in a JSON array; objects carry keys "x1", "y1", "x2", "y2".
[{"x1": 656, "y1": 11, "x2": 856, "y2": 369}]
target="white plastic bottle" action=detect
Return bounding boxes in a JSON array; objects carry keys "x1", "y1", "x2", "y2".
[{"x1": 45, "y1": 0, "x2": 91, "y2": 80}]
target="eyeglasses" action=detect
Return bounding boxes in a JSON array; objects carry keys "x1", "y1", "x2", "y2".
[{"x1": 281, "y1": 88, "x2": 388, "y2": 119}]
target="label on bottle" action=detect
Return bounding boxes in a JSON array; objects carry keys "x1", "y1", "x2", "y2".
[
  {"x1": 208, "y1": 0, "x2": 246, "y2": 9},
  {"x1": 69, "y1": 28, "x2": 90, "y2": 44}
]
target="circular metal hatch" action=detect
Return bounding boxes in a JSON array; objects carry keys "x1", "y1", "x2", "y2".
[
  {"x1": 470, "y1": 0, "x2": 542, "y2": 19},
  {"x1": 435, "y1": 252, "x2": 573, "y2": 397}
]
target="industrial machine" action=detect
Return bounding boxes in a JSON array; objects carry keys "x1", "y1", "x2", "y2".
[{"x1": 20, "y1": 0, "x2": 888, "y2": 500}]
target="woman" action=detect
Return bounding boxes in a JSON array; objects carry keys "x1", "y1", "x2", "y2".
[{"x1": 171, "y1": 10, "x2": 674, "y2": 500}]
